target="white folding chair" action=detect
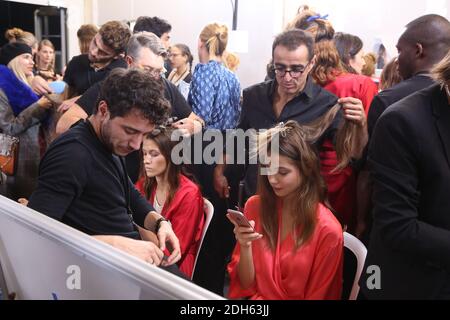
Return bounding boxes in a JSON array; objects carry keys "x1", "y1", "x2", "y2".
[
  {"x1": 191, "y1": 198, "x2": 214, "y2": 280},
  {"x1": 343, "y1": 232, "x2": 367, "y2": 300}
]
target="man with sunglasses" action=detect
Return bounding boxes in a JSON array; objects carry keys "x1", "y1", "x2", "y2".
[{"x1": 199, "y1": 29, "x2": 366, "y2": 294}]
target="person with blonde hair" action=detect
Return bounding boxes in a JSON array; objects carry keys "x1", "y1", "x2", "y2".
[
  {"x1": 0, "y1": 43, "x2": 52, "y2": 200},
  {"x1": 188, "y1": 22, "x2": 241, "y2": 130},
  {"x1": 5, "y1": 28, "x2": 38, "y2": 55},
  {"x1": 35, "y1": 39, "x2": 59, "y2": 81},
  {"x1": 362, "y1": 52, "x2": 377, "y2": 78},
  {"x1": 77, "y1": 24, "x2": 98, "y2": 55},
  {"x1": 361, "y1": 51, "x2": 450, "y2": 299},
  {"x1": 223, "y1": 51, "x2": 240, "y2": 72}
]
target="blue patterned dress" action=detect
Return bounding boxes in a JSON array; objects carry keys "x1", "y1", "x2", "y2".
[{"x1": 189, "y1": 60, "x2": 241, "y2": 130}]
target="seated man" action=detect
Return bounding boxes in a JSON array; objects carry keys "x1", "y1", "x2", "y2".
[{"x1": 28, "y1": 68, "x2": 181, "y2": 268}]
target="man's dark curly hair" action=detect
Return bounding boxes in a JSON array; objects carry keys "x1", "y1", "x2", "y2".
[
  {"x1": 133, "y1": 16, "x2": 172, "y2": 37},
  {"x1": 95, "y1": 68, "x2": 170, "y2": 126},
  {"x1": 99, "y1": 21, "x2": 132, "y2": 55}
]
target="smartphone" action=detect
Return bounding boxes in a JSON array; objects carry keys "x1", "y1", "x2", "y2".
[{"x1": 227, "y1": 209, "x2": 255, "y2": 232}]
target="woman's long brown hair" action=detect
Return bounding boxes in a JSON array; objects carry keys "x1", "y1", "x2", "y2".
[
  {"x1": 142, "y1": 128, "x2": 182, "y2": 207},
  {"x1": 255, "y1": 106, "x2": 354, "y2": 250}
]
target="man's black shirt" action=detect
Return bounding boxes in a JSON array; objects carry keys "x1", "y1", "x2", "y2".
[
  {"x1": 28, "y1": 120, "x2": 154, "y2": 239},
  {"x1": 63, "y1": 54, "x2": 128, "y2": 97},
  {"x1": 238, "y1": 77, "x2": 340, "y2": 196}
]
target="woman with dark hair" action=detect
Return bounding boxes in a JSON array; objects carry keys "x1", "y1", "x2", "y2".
[
  {"x1": 168, "y1": 43, "x2": 193, "y2": 99},
  {"x1": 135, "y1": 128, "x2": 205, "y2": 278},
  {"x1": 227, "y1": 120, "x2": 344, "y2": 300},
  {"x1": 312, "y1": 41, "x2": 378, "y2": 114},
  {"x1": 333, "y1": 32, "x2": 366, "y2": 75},
  {"x1": 311, "y1": 40, "x2": 376, "y2": 232}
]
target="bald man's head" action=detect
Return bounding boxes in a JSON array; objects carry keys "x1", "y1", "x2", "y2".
[{"x1": 396, "y1": 14, "x2": 450, "y2": 79}]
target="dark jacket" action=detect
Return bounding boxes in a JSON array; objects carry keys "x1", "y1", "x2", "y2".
[{"x1": 360, "y1": 84, "x2": 450, "y2": 299}]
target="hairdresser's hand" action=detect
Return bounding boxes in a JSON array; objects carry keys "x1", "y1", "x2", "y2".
[
  {"x1": 214, "y1": 165, "x2": 230, "y2": 198},
  {"x1": 227, "y1": 215, "x2": 262, "y2": 248},
  {"x1": 157, "y1": 221, "x2": 181, "y2": 267},
  {"x1": 37, "y1": 96, "x2": 52, "y2": 109},
  {"x1": 58, "y1": 96, "x2": 80, "y2": 113},
  {"x1": 31, "y1": 75, "x2": 53, "y2": 95},
  {"x1": 18, "y1": 198, "x2": 29, "y2": 206},
  {"x1": 172, "y1": 117, "x2": 203, "y2": 135},
  {"x1": 339, "y1": 97, "x2": 366, "y2": 128}
]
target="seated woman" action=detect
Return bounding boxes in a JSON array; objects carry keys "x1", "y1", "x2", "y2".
[
  {"x1": 0, "y1": 43, "x2": 52, "y2": 200},
  {"x1": 135, "y1": 128, "x2": 205, "y2": 278},
  {"x1": 227, "y1": 121, "x2": 344, "y2": 300}
]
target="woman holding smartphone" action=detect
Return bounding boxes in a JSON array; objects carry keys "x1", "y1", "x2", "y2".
[{"x1": 227, "y1": 120, "x2": 344, "y2": 300}]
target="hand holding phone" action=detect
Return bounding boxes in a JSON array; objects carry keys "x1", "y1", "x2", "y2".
[
  {"x1": 227, "y1": 209, "x2": 263, "y2": 247},
  {"x1": 227, "y1": 209, "x2": 255, "y2": 232}
]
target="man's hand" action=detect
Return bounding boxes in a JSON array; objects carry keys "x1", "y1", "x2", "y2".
[
  {"x1": 31, "y1": 76, "x2": 53, "y2": 95},
  {"x1": 157, "y1": 221, "x2": 181, "y2": 267},
  {"x1": 213, "y1": 165, "x2": 230, "y2": 198},
  {"x1": 95, "y1": 235, "x2": 164, "y2": 266},
  {"x1": 57, "y1": 96, "x2": 80, "y2": 113},
  {"x1": 37, "y1": 96, "x2": 53, "y2": 109},
  {"x1": 339, "y1": 97, "x2": 367, "y2": 128},
  {"x1": 172, "y1": 118, "x2": 203, "y2": 136}
]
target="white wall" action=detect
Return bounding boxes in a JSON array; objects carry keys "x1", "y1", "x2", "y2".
[
  {"x1": 95, "y1": 0, "x2": 283, "y2": 89},
  {"x1": 284, "y1": 0, "x2": 450, "y2": 61},
  {"x1": 11, "y1": 0, "x2": 450, "y2": 88}
]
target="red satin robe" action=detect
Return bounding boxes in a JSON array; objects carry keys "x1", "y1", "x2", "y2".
[
  {"x1": 227, "y1": 196, "x2": 343, "y2": 300},
  {"x1": 321, "y1": 73, "x2": 378, "y2": 230},
  {"x1": 135, "y1": 175, "x2": 205, "y2": 278}
]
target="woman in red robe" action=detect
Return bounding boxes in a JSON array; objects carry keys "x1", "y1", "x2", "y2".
[
  {"x1": 311, "y1": 39, "x2": 376, "y2": 232},
  {"x1": 227, "y1": 121, "x2": 343, "y2": 300},
  {"x1": 135, "y1": 128, "x2": 205, "y2": 278}
]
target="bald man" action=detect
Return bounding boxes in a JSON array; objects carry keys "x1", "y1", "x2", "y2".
[
  {"x1": 356, "y1": 15, "x2": 450, "y2": 243},
  {"x1": 367, "y1": 14, "x2": 450, "y2": 136}
]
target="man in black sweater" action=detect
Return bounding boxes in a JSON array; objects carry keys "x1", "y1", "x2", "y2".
[{"x1": 29, "y1": 69, "x2": 181, "y2": 267}]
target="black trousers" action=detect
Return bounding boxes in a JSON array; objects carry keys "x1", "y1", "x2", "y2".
[{"x1": 190, "y1": 162, "x2": 243, "y2": 295}]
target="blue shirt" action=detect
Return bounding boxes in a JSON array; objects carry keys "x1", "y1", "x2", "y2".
[{"x1": 189, "y1": 60, "x2": 241, "y2": 130}]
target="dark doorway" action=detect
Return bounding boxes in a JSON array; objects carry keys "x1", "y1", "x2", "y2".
[{"x1": 0, "y1": 1, "x2": 67, "y2": 72}]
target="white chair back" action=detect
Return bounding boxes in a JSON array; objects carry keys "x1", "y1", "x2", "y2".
[
  {"x1": 191, "y1": 198, "x2": 214, "y2": 279},
  {"x1": 343, "y1": 232, "x2": 367, "y2": 300}
]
